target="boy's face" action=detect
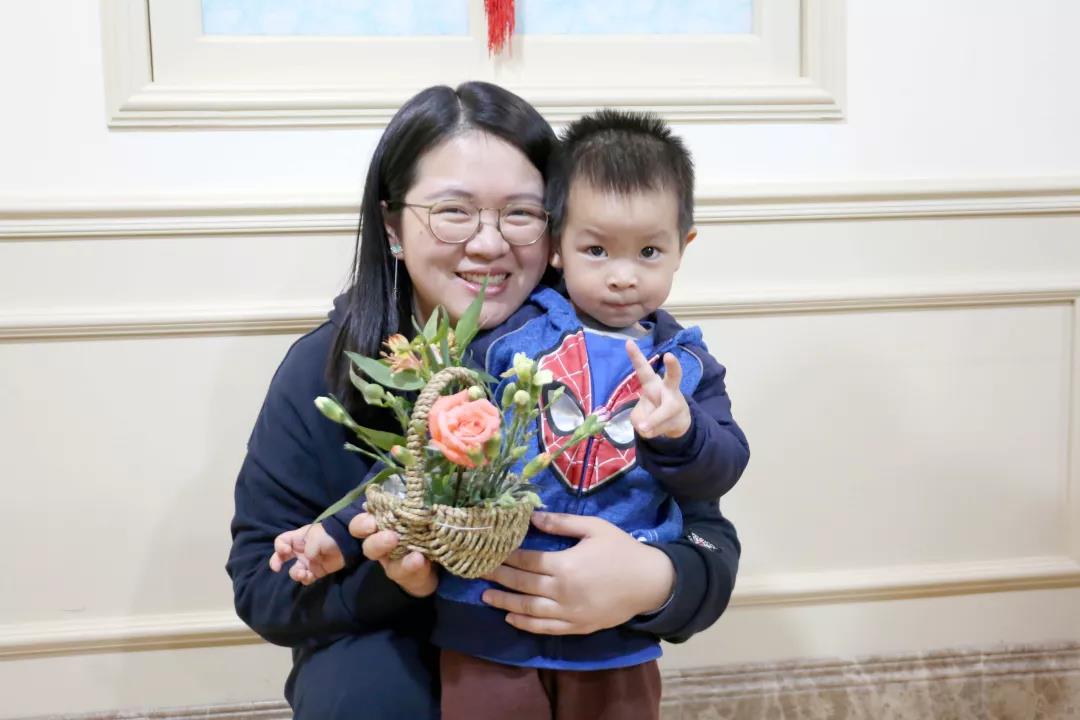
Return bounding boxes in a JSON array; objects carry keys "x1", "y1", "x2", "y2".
[{"x1": 552, "y1": 180, "x2": 690, "y2": 329}]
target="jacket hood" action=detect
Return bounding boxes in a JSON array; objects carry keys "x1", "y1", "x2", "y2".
[{"x1": 329, "y1": 292, "x2": 350, "y2": 328}]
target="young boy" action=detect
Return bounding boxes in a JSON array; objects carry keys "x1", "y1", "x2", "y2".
[{"x1": 271, "y1": 110, "x2": 749, "y2": 719}]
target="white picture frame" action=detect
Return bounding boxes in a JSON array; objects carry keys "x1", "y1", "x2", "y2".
[{"x1": 100, "y1": 0, "x2": 845, "y2": 128}]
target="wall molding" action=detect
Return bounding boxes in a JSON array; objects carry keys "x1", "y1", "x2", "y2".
[
  {"x1": 0, "y1": 304, "x2": 326, "y2": 341},
  {"x1": 731, "y1": 555, "x2": 1080, "y2": 607},
  {"x1": 29, "y1": 642, "x2": 1080, "y2": 719},
  {"x1": 2, "y1": 177, "x2": 1080, "y2": 241},
  {"x1": 4, "y1": 556, "x2": 1078, "y2": 661},
  {"x1": 1, "y1": 284, "x2": 1077, "y2": 342},
  {"x1": 0, "y1": 611, "x2": 262, "y2": 660}
]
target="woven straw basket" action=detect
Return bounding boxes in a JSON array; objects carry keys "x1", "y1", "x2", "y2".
[{"x1": 364, "y1": 366, "x2": 533, "y2": 579}]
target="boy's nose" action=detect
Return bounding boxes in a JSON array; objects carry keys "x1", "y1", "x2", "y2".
[{"x1": 607, "y1": 268, "x2": 637, "y2": 289}]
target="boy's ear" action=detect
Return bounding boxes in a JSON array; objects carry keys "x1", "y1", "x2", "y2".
[
  {"x1": 675, "y1": 227, "x2": 697, "y2": 270},
  {"x1": 682, "y1": 227, "x2": 697, "y2": 249},
  {"x1": 550, "y1": 243, "x2": 564, "y2": 269}
]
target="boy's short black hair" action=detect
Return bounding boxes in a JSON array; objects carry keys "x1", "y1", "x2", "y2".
[{"x1": 547, "y1": 109, "x2": 695, "y2": 239}]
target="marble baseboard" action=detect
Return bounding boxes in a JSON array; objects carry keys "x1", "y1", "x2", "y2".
[
  {"x1": 32, "y1": 642, "x2": 1080, "y2": 719},
  {"x1": 661, "y1": 643, "x2": 1080, "y2": 720}
]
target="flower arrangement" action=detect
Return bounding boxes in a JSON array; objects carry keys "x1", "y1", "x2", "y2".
[{"x1": 312, "y1": 288, "x2": 603, "y2": 578}]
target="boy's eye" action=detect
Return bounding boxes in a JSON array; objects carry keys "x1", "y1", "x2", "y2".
[
  {"x1": 585, "y1": 246, "x2": 606, "y2": 257},
  {"x1": 641, "y1": 246, "x2": 660, "y2": 259}
]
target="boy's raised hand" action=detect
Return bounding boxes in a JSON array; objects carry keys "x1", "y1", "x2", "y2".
[
  {"x1": 268, "y1": 523, "x2": 345, "y2": 586},
  {"x1": 625, "y1": 340, "x2": 692, "y2": 440}
]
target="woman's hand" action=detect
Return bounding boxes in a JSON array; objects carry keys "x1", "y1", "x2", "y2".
[
  {"x1": 481, "y1": 511, "x2": 675, "y2": 635},
  {"x1": 349, "y1": 512, "x2": 438, "y2": 598}
]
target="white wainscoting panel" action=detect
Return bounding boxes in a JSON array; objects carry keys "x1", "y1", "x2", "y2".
[{"x1": 2, "y1": 185, "x2": 1079, "y2": 717}]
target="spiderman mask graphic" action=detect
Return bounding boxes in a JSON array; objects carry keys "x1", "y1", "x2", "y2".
[{"x1": 536, "y1": 331, "x2": 657, "y2": 493}]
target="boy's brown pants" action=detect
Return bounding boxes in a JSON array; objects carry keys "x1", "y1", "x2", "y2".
[{"x1": 440, "y1": 649, "x2": 662, "y2": 720}]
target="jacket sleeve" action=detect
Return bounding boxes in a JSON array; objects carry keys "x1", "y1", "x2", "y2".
[
  {"x1": 226, "y1": 328, "x2": 426, "y2": 649},
  {"x1": 624, "y1": 498, "x2": 740, "y2": 643},
  {"x1": 635, "y1": 349, "x2": 750, "y2": 501},
  {"x1": 322, "y1": 463, "x2": 388, "y2": 567}
]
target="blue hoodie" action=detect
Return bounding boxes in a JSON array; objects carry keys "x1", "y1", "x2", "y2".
[{"x1": 429, "y1": 288, "x2": 749, "y2": 669}]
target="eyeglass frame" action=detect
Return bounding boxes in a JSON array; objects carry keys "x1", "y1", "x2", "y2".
[{"x1": 386, "y1": 200, "x2": 549, "y2": 247}]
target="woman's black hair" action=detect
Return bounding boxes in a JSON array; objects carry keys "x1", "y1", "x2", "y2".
[{"x1": 327, "y1": 81, "x2": 559, "y2": 419}]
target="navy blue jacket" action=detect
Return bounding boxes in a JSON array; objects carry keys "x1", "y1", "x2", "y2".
[{"x1": 226, "y1": 294, "x2": 744, "y2": 712}]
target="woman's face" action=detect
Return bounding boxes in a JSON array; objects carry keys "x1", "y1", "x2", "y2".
[{"x1": 385, "y1": 131, "x2": 550, "y2": 329}]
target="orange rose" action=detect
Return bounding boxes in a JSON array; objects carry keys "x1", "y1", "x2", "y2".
[{"x1": 428, "y1": 390, "x2": 501, "y2": 468}]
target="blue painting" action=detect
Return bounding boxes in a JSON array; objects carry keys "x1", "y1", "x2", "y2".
[
  {"x1": 518, "y1": 0, "x2": 753, "y2": 35},
  {"x1": 202, "y1": 0, "x2": 469, "y2": 36}
]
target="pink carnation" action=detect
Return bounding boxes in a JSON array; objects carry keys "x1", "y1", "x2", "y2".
[{"x1": 428, "y1": 390, "x2": 501, "y2": 468}]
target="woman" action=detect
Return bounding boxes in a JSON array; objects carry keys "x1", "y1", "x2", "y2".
[{"x1": 226, "y1": 81, "x2": 739, "y2": 719}]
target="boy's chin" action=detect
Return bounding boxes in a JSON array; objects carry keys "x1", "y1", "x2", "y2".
[{"x1": 586, "y1": 307, "x2": 640, "y2": 330}]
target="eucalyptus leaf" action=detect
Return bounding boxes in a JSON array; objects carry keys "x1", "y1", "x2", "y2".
[
  {"x1": 346, "y1": 351, "x2": 425, "y2": 391},
  {"x1": 314, "y1": 466, "x2": 399, "y2": 523}
]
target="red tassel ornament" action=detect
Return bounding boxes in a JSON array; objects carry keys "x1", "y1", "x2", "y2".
[{"x1": 485, "y1": 0, "x2": 515, "y2": 55}]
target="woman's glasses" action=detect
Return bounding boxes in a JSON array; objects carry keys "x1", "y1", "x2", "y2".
[{"x1": 391, "y1": 201, "x2": 549, "y2": 246}]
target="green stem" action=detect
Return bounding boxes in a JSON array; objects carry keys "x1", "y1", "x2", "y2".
[{"x1": 452, "y1": 466, "x2": 464, "y2": 506}]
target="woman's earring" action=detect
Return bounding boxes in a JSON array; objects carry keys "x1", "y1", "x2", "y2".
[{"x1": 389, "y1": 244, "x2": 403, "y2": 299}]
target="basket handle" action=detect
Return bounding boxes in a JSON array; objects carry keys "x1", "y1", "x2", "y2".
[{"x1": 403, "y1": 366, "x2": 480, "y2": 511}]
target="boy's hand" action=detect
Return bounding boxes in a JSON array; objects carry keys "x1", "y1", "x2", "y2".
[
  {"x1": 626, "y1": 340, "x2": 691, "y2": 440},
  {"x1": 268, "y1": 523, "x2": 344, "y2": 586},
  {"x1": 269, "y1": 526, "x2": 306, "y2": 573}
]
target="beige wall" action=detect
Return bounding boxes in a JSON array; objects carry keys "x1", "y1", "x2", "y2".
[{"x1": 2, "y1": 1, "x2": 1080, "y2": 716}]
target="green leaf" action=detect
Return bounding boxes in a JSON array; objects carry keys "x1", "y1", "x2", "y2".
[
  {"x1": 423, "y1": 306, "x2": 440, "y2": 341},
  {"x1": 474, "y1": 370, "x2": 500, "y2": 386},
  {"x1": 440, "y1": 332, "x2": 451, "y2": 369},
  {"x1": 438, "y1": 304, "x2": 450, "y2": 341},
  {"x1": 351, "y1": 425, "x2": 407, "y2": 452},
  {"x1": 314, "y1": 466, "x2": 399, "y2": 523},
  {"x1": 453, "y1": 277, "x2": 488, "y2": 352},
  {"x1": 346, "y1": 351, "x2": 425, "y2": 391}
]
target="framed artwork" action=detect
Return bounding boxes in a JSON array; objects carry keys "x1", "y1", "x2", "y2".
[{"x1": 100, "y1": 0, "x2": 844, "y2": 127}]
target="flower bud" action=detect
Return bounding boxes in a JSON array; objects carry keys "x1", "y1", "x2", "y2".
[
  {"x1": 519, "y1": 491, "x2": 544, "y2": 509},
  {"x1": 509, "y1": 446, "x2": 528, "y2": 461},
  {"x1": 466, "y1": 447, "x2": 488, "y2": 467},
  {"x1": 390, "y1": 445, "x2": 417, "y2": 467},
  {"x1": 467, "y1": 385, "x2": 486, "y2": 401},
  {"x1": 485, "y1": 431, "x2": 503, "y2": 459},
  {"x1": 521, "y1": 452, "x2": 552, "y2": 480},
  {"x1": 512, "y1": 352, "x2": 534, "y2": 383},
  {"x1": 501, "y1": 382, "x2": 518, "y2": 410},
  {"x1": 361, "y1": 382, "x2": 387, "y2": 406},
  {"x1": 513, "y1": 390, "x2": 531, "y2": 406},
  {"x1": 315, "y1": 396, "x2": 348, "y2": 425}
]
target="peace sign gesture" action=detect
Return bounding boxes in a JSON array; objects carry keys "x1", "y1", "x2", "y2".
[{"x1": 625, "y1": 340, "x2": 692, "y2": 440}]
